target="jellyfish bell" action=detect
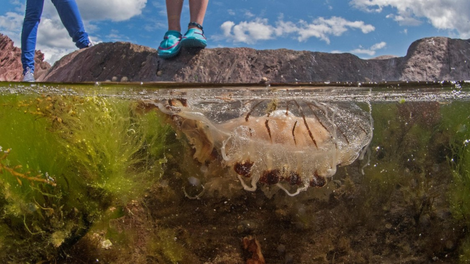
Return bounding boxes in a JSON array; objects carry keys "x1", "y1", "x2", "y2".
[{"x1": 142, "y1": 91, "x2": 373, "y2": 197}]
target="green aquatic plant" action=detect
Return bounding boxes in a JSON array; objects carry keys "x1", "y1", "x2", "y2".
[
  {"x1": 0, "y1": 149, "x2": 56, "y2": 187},
  {"x1": 0, "y1": 93, "x2": 170, "y2": 262},
  {"x1": 442, "y1": 102, "x2": 470, "y2": 262},
  {"x1": 362, "y1": 102, "x2": 444, "y2": 227},
  {"x1": 50, "y1": 96, "x2": 168, "y2": 202}
]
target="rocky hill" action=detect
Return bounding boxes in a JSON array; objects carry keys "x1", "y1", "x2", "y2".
[
  {"x1": 1, "y1": 32, "x2": 469, "y2": 83},
  {"x1": 41, "y1": 36, "x2": 470, "y2": 83},
  {"x1": 0, "y1": 34, "x2": 50, "y2": 81}
]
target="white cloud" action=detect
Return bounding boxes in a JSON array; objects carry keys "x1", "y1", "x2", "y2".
[
  {"x1": 274, "y1": 20, "x2": 299, "y2": 36},
  {"x1": 350, "y1": 0, "x2": 470, "y2": 38},
  {"x1": 244, "y1": 11, "x2": 255, "y2": 18},
  {"x1": 350, "y1": 41, "x2": 387, "y2": 56},
  {"x1": 221, "y1": 21, "x2": 235, "y2": 37},
  {"x1": 78, "y1": 0, "x2": 147, "y2": 22},
  {"x1": 105, "y1": 29, "x2": 130, "y2": 42},
  {"x1": 0, "y1": 11, "x2": 23, "y2": 43},
  {"x1": 371, "y1": 41, "x2": 386, "y2": 50},
  {"x1": 40, "y1": 0, "x2": 147, "y2": 50},
  {"x1": 0, "y1": 11, "x2": 23, "y2": 31},
  {"x1": 40, "y1": 47, "x2": 75, "y2": 66},
  {"x1": 221, "y1": 19, "x2": 275, "y2": 44},
  {"x1": 42, "y1": 0, "x2": 146, "y2": 22},
  {"x1": 0, "y1": 0, "x2": 147, "y2": 64},
  {"x1": 37, "y1": 18, "x2": 77, "y2": 49},
  {"x1": 221, "y1": 16, "x2": 375, "y2": 44},
  {"x1": 386, "y1": 12, "x2": 422, "y2": 26},
  {"x1": 34, "y1": 17, "x2": 79, "y2": 64},
  {"x1": 297, "y1": 16, "x2": 375, "y2": 43}
]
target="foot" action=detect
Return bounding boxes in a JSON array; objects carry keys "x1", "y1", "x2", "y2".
[
  {"x1": 22, "y1": 68, "x2": 35, "y2": 82},
  {"x1": 158, "y1": 30, "x2": 182, "y2": 58},
  {"x1": 86, "y1": 37, "x2": 94, "y2": 48},
  {"x1": 76, "y1": 36, "x2": 94, "y2": 49},
  {"x1": 181, "y1": 28, "x2": 207, "y2": 48}
]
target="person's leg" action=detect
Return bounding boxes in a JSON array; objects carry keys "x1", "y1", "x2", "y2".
[
  {"x1": 181, "y1": 0, "x2": 208, "y2": 48},
  {"x1": 51, "y1": 0, "x2": 91, "y2": 49},
  {"x1": 167, "y1": 0, "x2": 184, "y2": 32},
  {"x1": 188, "y1": 0, "x2": 208, "y2": 28},
  {"x1": 21, "y1": 0, "x2": 45, "y2": 76},
  {"x1": 158, "y1": 0, "x2": 184, "y2": 58}
]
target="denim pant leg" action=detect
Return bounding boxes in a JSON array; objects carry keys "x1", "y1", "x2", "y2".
[
  {"x1": 21, "y1": 0, "x2": 45, "y2": 74},
  {"x1": 52, "y1": 0, "x2": 89, "y2": 49}
]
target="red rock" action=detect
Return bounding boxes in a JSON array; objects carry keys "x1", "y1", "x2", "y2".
[{"x1": 0, "y1": 33, "x2": 50, "y2": 82}]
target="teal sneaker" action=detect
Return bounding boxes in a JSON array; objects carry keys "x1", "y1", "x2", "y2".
[
  {"x1": 181, "y1": 28, "x2": 207, "y2": 48},
  {"x1": 158, "y1": 30, "x2": 182, "y2": 58}
]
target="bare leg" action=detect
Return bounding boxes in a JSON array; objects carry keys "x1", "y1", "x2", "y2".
[
  {"x1": 188, "y1": 0, "x2": 208, "y2": 28},
  {"x1": 166, "y1": 0, "x2": 184, "y2": 32}
]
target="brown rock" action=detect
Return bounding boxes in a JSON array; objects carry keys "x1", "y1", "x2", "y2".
[
  {"x1": 38, "y1": 36, "x2": 470, "y2": 83},
  {"x1": 399, "y1": 37, "x2": 470, "y2": 81},
  {"x1": 41, "y1": 42, "x2": 159, "y2": 83},
  {"x1": 0, "y1": 33, "x2": 50, "y2": 82},
  {"x1": 242, "y1": 236, "x2": 265, "y2": 264}
]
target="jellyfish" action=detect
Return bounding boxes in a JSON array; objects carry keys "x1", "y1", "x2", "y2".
[{"x1": 143, "y1": 90, "x2": 373, "y2": 196}]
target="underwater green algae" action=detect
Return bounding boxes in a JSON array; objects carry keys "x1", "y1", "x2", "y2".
[
  {"x1": 362, "y1": 102, "x2": 438, "y2": 213},
  {"x1": 1, "y1": 83, "x2": 469, "y2": 263},
  {"x1": 0, "y1": 93, "x2": 170, "y2": 262},
  {"x1": 341, "y1": 101, "x2": 464, "y2": 262},
  {"x1": 441, "y1": 102, "x2": 470, "y2": 262}
]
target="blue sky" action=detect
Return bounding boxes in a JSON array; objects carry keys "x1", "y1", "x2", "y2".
[{"x1": 1, "y1": 0, "x2": 469, "y2": 64}]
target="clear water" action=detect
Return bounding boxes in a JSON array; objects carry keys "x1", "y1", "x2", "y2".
[{"x1": 0, "y1": 81, "x2": 470, "y2": 263}]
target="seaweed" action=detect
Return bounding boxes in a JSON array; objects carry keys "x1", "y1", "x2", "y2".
[
  {"x1": 0, "y1": 94, "x2": 170, "y2": 262},
  {"x1": 442, "y1": 101, "x2": 470, "y2": 262}
]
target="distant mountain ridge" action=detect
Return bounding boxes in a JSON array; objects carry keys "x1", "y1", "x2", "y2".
[{"x1": 1, "y1": 33, "x2": 469, "y2": 83}]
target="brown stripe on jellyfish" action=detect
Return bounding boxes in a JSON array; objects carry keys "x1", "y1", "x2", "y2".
[
  {"x1": 292, "y1": 120, "x2": 298, "y2": 145},
  {"x1": 294, "y1": 100, "x2": 318, "y2": 148},
  {"x1": 265, "y1": 120, "x2": 272, "y2": 143},
  {"x1": 245, "y1": 100, "x2": 264, "y2": 122}
]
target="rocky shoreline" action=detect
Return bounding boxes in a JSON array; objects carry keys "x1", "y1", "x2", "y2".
[{"x1": 1, "y1": 33, "x2": 469, "y2": 83}]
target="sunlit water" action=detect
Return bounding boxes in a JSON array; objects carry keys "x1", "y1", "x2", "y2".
[{"x1": 1, "y1": 81, "x2": 470, "y2": 263}]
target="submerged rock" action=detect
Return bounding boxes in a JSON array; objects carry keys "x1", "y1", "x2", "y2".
[{"x1": 40, "y1": 36, "x2": 470, "y2": 83}]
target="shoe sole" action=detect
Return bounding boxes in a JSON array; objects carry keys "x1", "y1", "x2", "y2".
[
  {"x1": 181, "y1": 38, "x2": 207, "y2": 48},
  {"x1": 158, "y1": 46, "x2": 181, "y2": 58},
  {"x1": 158, "y1": 52, "x2": 179, "y2": 59}
]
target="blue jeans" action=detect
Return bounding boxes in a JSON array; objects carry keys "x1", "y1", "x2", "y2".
[{"x1": 21, "y1": 0, "x2": 90, "y2": 74}]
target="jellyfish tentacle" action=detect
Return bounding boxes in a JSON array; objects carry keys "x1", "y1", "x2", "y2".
[
  {"x1": 359, "y1": 100, "x2": 374, "y2": 174},
  {"x1": 220, "y1": 134, "x2": 233, "y2": 161},
  {"x1": 237, "y1": 174, "x2": 258, "y2": 192},
  {"x1": 183, "y1": 185, "x2": 206, "y2": 200},
  {"x1": 276, "y1": 182, "x2": 309, "y2": 197}
]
